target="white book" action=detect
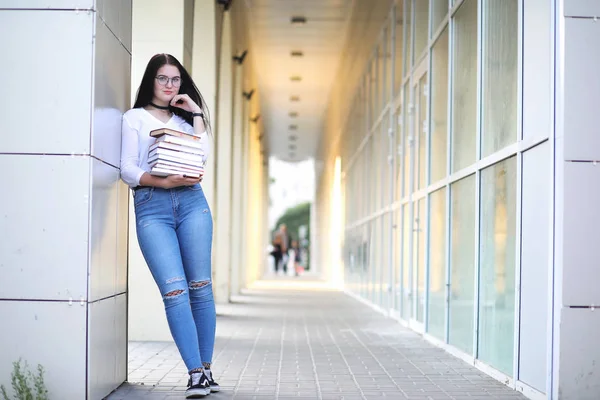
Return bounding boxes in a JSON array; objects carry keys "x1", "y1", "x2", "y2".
[
  {"x1": 149, "y1": 141, "x2": 205, "y2": 156},
  {"x1": 152, "y1": 161, "x2": 204, "y2": 174},
  {"x1": 148, "y1": 153, "x2": 205, "y2": 169},
  {"x1": 150, "y1": 167, "x2": 201, "y2": 178},
  {"x1": 155, "y1": 134, "x2": 205, "y2": 150},
  {"x1": 148, "y1": 147, "x2": 204, "y2": 163}
]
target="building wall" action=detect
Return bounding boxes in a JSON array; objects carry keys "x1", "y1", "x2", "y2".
[
  {"x1": 552, "y1": 1, "x2": 600, "y2": 398},
  {"x1": 315, "y1": 0, "x2": 571, "y2": 398},
  {"x1": 0, "y1": 1, "x2": 131, "y2": 399}
]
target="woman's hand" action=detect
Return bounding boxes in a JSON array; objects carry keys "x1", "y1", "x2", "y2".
[
  {"x1": 170, "y1": 94, "x2": 201, "y2": 114},
  {"x1": 160, "y1": 174, "x2": 202, "y2": 189}
]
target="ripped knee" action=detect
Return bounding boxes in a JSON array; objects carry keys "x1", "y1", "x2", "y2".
[
  {"x1": 163, "y1": 289, "x2": 185, "y2": 299},
  {"x1": 189, "y1": 280, "x2": 211, "y2": 290}
]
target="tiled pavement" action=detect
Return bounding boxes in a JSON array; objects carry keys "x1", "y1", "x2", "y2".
[{"x1": 105, "y1": 280, "x2": 527, "y2": 400}]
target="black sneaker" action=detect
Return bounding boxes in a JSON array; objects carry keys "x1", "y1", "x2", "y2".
[
  {"x1": 208, "y1": 375, "x2": 220, "y2": 392},
  {"x1": 186, "y1": 372, "x2": 210, "y2": 398}
]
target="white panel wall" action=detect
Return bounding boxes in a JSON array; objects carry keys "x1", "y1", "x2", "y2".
[
  {"x1": 0, "y1": 0, "x2": 93, "y2": 7},
  {"x1": 0, "y1": 301, "x2": 87, "y2": 399},
  {"x1": 552, "y1": 2, "x2": 600, "y2": 398},
  {"x1": 0, "y1": 11, "x2": 93, "y2": 154},
  {"x1": 88, "y1": 2, "x2": 132, "y2": 399},
  {"x1": 0, "y1": 156, "x2": 90, "y2": 301},
  {"x1": 0, "y1": 2, "x2": 131, "y2": 399}
]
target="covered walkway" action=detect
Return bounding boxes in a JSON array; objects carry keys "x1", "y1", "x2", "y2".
[{"x1": 106, "y1": 279, "x2": 525, "y2": 400}]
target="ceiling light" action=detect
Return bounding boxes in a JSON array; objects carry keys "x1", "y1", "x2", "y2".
[
  {"x1": 291, "y1": 50, "x2": 304, "y2": 57},
  {"x1": 290, "y1": 75, "x2": 302, "y2": 82},
  {"x1": 289, "y1": 111, "x2": 298, "y2": 118},
  {"x1": 289, "y1": 125, "x2": 298, "y2": 130},
  {"x1": 290, "y1": 16, "x2": 307, "y2": 25},
  {"x1": 290, "y1": 96, "x2": 300, "y2": 102},
  {"x1": 289, "y1": 135, "x2": 297, "y2": 141},
  {"x1": 289, "y1": 144, "x2": 297, "y2": 150}
]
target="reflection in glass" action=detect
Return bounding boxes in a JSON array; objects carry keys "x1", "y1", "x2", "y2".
[
  {"x1": 382, "y1": 213, "x2": 392, "y2": 308},
  {"x1": 383, "y1": 26, "x2": 392, "y2": 105},
  {"x1": 403, "y1": 83, "x2": 411, "y2": 197},
  {"x1": 403, "y1": 0, "x2": 412, "y2": 76},
  {"x1": 415, "y1": 198, "x2": 426, "y2": 323},
  {"x1": 428, "y1": 188, "x2": 446, "y2": 339},
  {"x1": 394, "y1": 0, "x2": 405, "y2": 93},
  {"x1": 371, "y1": 131, "x2": 380, "y2": 214},
  {"x1": 414, "y1": 0, "x2": 429, "y2": 64},
  {"x1": 393, "y1": 210, "x2": 402, "y2": 312},
  {"x1": 416, "y1": 73, "x2": 428, "y2": 190},
  {"x1": 451, "y1": 0, "x2": 477, "y2": 172},
  {"x1": 431, "y1": 0, "x2": 448, "y2": 36},
  {"x1": 449, "y1": 175, "x2": 476, "y2": 354},
  {"x1": 382, "y1": 113, "x2": 391, "y2": 204},
  {"x1": 479, "y1": 157, "x2": 517, "y2": 375},
  {"x1": 402, "y1": 204, "x2": 411, "y2": 319},
  {"x1": 481, "y1": 0, "x2": 518, "y2": 157},
  {"x1": 430, "y1": 28, "x2": 449, "y2": 183},
  {"x1": 395, "y1": 106, "x2": 404, "y2": 201}
]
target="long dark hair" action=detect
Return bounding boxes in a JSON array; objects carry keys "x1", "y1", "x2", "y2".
[{"x1": 133, "y1": 53, "x2": 211, "y2": 134}]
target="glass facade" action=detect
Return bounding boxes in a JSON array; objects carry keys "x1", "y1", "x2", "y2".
[{"x1": 340, "y1": 0, "x2": 538, "y2": 381}]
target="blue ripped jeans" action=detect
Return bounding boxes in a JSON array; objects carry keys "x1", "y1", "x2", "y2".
[{"x1": 133, "y1": 184, "x2": 216, "y2": 372}]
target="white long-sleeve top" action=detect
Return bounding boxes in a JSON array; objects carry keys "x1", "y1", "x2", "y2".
[{"x1": 120, "y1": 108, "x2": 211, "y2": 187}]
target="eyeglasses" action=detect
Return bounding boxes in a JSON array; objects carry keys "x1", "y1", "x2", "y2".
[{"x1": 155, "y1": 75, "x2": 182, "y2": 87}]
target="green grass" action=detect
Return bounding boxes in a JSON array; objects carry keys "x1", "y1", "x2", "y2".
[{"x1": 1, "y1": 359, "x2": 48, "y2": 400}]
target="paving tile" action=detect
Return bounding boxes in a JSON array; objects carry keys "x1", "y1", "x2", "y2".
[{"x1": 104, "y1": 284, "x2": 527, "y2": 400}]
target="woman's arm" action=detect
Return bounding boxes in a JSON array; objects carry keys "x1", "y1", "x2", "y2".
[
  {"x1": 170, "y1": 94, "x2": 211, "y2": 164},
  {"x1": 120, "y1": 114, "x2": 146, "y2": 187}
]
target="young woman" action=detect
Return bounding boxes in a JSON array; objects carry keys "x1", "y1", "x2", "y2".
[{"x1": 120, "y1": 53, "x2": 218, "y2": 398}]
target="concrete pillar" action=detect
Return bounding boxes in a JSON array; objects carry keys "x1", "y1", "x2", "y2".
[
  {"x1": 552, "y1": 1, "x2": 600, "y2": 398},
  {"x1": 191, "y1": 0, "x2": 219, "y2": 209},
  {"x1": 0, "y1": 2, "x2": 131, "y2": 399},
  {"x1": 128, "y1": 0, "x2": 189, "y2": 341},
  {"x1": 230, "y1": 66, "x2": 244, "y2": 296},
  {"x1": 213, "y1": 11, "x2": 234, "y2": 303}
]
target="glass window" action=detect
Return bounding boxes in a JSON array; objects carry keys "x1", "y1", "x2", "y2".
[
  {"x1": 383, "y1": 25, "x2": 392, "y2": 105},
  {"x1": 377, "y1": 46, "x2": 384, "y2": 118},
  {"x1": 402, "y1": 204, "x2": 411, "y2": 319},
  {"x1": 431, "y1": 0, "x2": 448, "y2": 36},
  {"x1": 403, "y1": 0, "x2": 413, "y2": 77},
  {"x1": 481, "y1": 0, "x2": 518, "y2": 158},
  {"x1": 402, "y1": 83, "x2": 411, "y2": 197},
  {"x1": 370, "y1": 62, "x2": 378, "y2": 126},
  {"x1": 382, "y1": 112, "x2": 391, "y2": 206},
  {"x1": 478, "y1": 157, "x2": 517, "y2": 375},
  {"x1": 427, "y1": 188, "x2": 446, "y2": 339},
  {"x1": 413, "y1": 0, "x2": 430, "y2": 64},
  {"x1": 451, "y1": 0, "x2": 478, "y2": 172},
  {"x1": 414, "y1": 197, "x2": 426, "y2": 323},
  {"x1": 416, "y1": 73, "x2": 428, "y2": 190},
  {"x1": 449, "y1": 174, "x2": 476, "y2": 354},
  {"x1": 430, "y1": 28, "x2": 449, "y2": 183},
  {"x1": 395, "y1": 107, "x2": 404, "y2": 201},
  {"x1": 394, "y1": 0, "x2": 405, "y2": 94},
  {"x1": 372, "y1": 129, "x2": 380, "y2": 213},
  {"x1": 393, "y1": 210, "x2": 402, "y2": 312},
  {"x1": 365, "y1": 139, "x2": 372, "y2": 216},
  {"x1": 382, "y1": 213, "x2": 392, "y2": 307}
]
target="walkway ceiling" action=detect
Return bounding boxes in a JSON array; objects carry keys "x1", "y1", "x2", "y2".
[{"x1": 245, "y1": 0, "x2": 354, "y2": 163}]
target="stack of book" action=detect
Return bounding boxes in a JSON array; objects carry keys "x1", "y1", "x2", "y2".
[{"x1": 147, "y1": 128, "x2": 205, "y2": 178}]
